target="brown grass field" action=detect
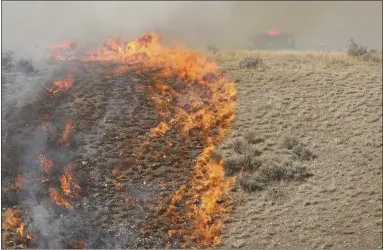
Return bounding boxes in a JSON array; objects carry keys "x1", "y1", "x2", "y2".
[
  {"x1": 1, "y1": 47, "x2": 382, "y2": 248},
  {"x1": 209, "y1": 50, "x2": 383, "y2": 248}
]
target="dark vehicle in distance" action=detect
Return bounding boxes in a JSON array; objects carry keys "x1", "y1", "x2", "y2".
[{"x1": 248, "y1": 30, "x2": 295, "y2": 50}]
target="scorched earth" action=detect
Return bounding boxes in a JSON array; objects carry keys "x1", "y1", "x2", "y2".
[{"x1": 1, "y1": 33, "x2": 236, "y2": 249}]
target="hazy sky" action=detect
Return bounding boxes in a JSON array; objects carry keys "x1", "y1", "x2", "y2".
[{"x1": 2, "y1": 1, "x2": 382, "y2": 55}]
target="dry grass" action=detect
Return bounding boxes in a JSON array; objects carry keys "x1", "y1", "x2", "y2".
[{"x1": 211, "y1": 50, "x2": 382, "y2": 248}]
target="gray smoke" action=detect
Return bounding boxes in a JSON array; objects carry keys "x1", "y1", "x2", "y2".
[{"x1": 3, "y1": 1, "x2": 382, "y2": 55}]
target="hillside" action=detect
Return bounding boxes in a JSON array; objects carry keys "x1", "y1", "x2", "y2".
[
  {"x1": 211, "y1": 51, "x2": 382, "y2": 248},
  {"x1": 1, "y1": 41, "x2": 381, "y2": 248}
]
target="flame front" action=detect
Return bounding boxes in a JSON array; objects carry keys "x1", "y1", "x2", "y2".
[
  {"x1": 46, "y1": 74, "x2": 74, "y2": 98},
  {"x1": 50, "y1": 41, "x2": 79, "y2": 61},
  {"x1": 59, "y1": 164, "x2": 80, "y2": 197},
  {"x1": 12, "y1": 174, "x2": 23, "y2": 191},
  {"x1": 33, "y1": 32, "x2": 236, "y2": 247},
  {"x1": 72, "y1": 240, "x2": 86, "y2": 249},
  {"x1": 37, "y1": 154, "x2": 53, "y2": 174},
  {"x1": 49, "y1": 188, "x2": 72, "y2": 209},
  {"x1": 2, "y1": 208, "x2": 32, "y2": 248},
  {"x1": 82, "y1": 33, "x2": 236, "y2": 247},
  {"x1": 59, "y1": 120, "x2": 73, "y2": 146},
  {"x1": 149, "y1": 122, "x2": 169, "y2": 138}
]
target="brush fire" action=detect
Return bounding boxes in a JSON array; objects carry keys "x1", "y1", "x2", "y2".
[{"x1": 2, "y1": 32, "x2": 236, "y2": 248}]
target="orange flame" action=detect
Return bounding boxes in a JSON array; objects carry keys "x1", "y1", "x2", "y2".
[
  {"x1": 2, "y1": 209, "x2": 21, "y2": 230},
  {"x1": 72, "y1": 240, "x2": 86, "y2": 249},
  {"x1": 54, "y1": 32, "x2": 236, "y2": 247},
  {"x1": 46, "y1": 74, "x2": 74, "y2": 98},
  {"x1": 112, "y1": 179, "x2": 123, "y2": 191},
  {"x1": 112, "y1": 169, "x2": 125, "y2": 191},
  {"x1": 112, "y1": 169, "x2": 120, "y2": 176},
  {"x1": 59, "y1": 163, "x2": 80, "y2": 197},
  {"x1": 59, "y1": 120, "x2": 73, "y2": 146},
  {"x1": 41, "y1": 178, "x2": 51, "y2": 183},
  {"x1": 2, "y1": 208, "x2": 32, "y2": 244},
  {"x1": 16, "y1": 222, "x2": 32, "y2": 239},
  {"x1": 49, "y1": 188, "x2": 72, "y2": 209},
  {"x1": 11, "y1": 174, "x2": 23, "y2": 191},
  {"x1": 149, "y1": 122, "x2": 169, "y2": 138},
  {"x1": 125, "y1": 196, "x2": 135, "y2": 206},
  {"x1": 37, "y1": 154, "x2": 53, "y2": 174},
  {"x1": 50, "y1": 41, "x2": 79, "y2": 61}
]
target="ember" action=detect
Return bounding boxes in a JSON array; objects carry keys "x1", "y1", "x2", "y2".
[
  {"x1": 49, "y1": 188, "x2": 72, "y2": 209},
  {"x1": 46, "y1": 74, "x2": 74, "y2": 98},
  {"x1": 50, "y1": 41, "x2": 79, "y2": 61},
  {"x1": 71, "y1": 240, "x2": 86, "y2": 249},
  {"x1": 149, "y1": 122, "x2": 169, "y2": 138},
  {"x1": 59, "y1": 164, "x2": 80, "y2": 197},
  {"x1": 58, "y1": 120, "x2": 73, "y2": 146},
  {"x1": 11, "y1": 174, "x2": 23, "y2": 191},
  {"x1": 37, "y1": 154, "x2": 53, "y2": 174}
]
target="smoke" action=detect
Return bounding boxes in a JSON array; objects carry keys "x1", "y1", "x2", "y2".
[{"x1": 2, "y1": 1, "x2": 382, "y2": 54}]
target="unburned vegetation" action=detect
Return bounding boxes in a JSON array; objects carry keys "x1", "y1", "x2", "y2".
[{"x1": 210, "y1": 50, "x2": 382, "y2": 249}]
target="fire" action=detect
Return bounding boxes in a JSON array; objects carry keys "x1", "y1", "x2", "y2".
[
  {"x1": 59, "y1": 164, "x2": 80, "y2": 197},
  {"x1": 2, "y1": 208, "x2": 32, "y2": 246},
  {"x1": 50, "y1": 41, "x2": 78, "y2": 51},
  {"x1": 49, "y1": 32, "x2": 236, "y2": 247},
  {"x1": 2, "y1": 209, "x2": 21, "y2": 230},
  {"x1": 11, "y1": 174, "x2": 23, "y2": 191},
  {"x1": 159, "y1": 181, "x2": 167, "y2": 189},
  {"x1": 112, "y1": 179, "x2": 123, "y2": 191},
  {"x1": 50, "y1": 41, "x2": 79, "y2": 61},
  {"x1": 267, "y1": 30, "x2": 280, "y2": 36},
  {"x1": 37, "y1": 154, "x2": 54, "y2": 174},
  {"x1": 112, "y1": 169, "x2": 120, "y2": 176},
  {"x1": 149, "y1": 122, "x2": 169, "y2": 138},
  {"x1": 59, "y1": 120, "x2": 73, "y2": 146},
  {"x1": 112, "y1": 169, "x2": 125, "y2": 191},
  {"x1": 72, "y1": 240, "x2": 86, "y2": 249},
  {"x1": 41, "y1": 178, "x2": 51, "y2": 183},
  {"x1": 16, "y1": 222, "x2": 32, "y2": 239},
  {"x1": 49, "y1": 188, "x2": 72, "y2": 209},
  {"x1": 46, "y1": 74, "x2": 74, "y2": 98},
  {"x1": 125, "y1": 196, "x2": 135, "y2": 206}
]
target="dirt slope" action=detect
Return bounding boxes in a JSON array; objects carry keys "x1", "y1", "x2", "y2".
[{"x1": 213, "y1": 51, "x2": 382, "y2": 248}]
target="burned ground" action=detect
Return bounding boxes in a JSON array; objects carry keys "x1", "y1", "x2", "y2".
[{"x1": 1, "y1": 55, "x2": 206, "y2": 248}]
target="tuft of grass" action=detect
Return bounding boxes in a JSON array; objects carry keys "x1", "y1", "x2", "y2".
[
  {"x1": 282, "y1": 137, "x2": 316, "y2": 160},
  {"x1": 16, "y1": 59, "x2": 35, "y2": 73},
  {"x1": 239, "y1": 55, "x2": 263, "y2": 69},
  {"x1": 347, "y1": 38, "x2": 382, "y2": 63},
  {"x1": 207, "y1": 44, "x2": 219, "y2": 55},
  {"x1": 238, "y1": 173, "x2": 265, "y2": 192},
  {"x1": 282, "y1": 136, "x2": 299, "y2": 150},
  {"x1": 224, "y1": 155, "x2": 246, "y2": 176},
  {"x1": 223, "y1": 153, "x2": 259, "y2": 176},
  {"x1": 244, "y1": 130, "x2": 265, "y2": 145},
  {"x1": 229, "y1": 138, "x2": 248, "y2": 154},
  {"x1": 238, "y1": 162, "x2": 313, "y2": 193},
  {"x1": 292, "y1": 144, "x2": 316, "y2": 161}
]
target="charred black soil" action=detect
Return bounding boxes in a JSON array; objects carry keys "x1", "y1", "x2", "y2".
[{"x1": 2, "y1": 58, "x2": 205, "y2": 248}]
